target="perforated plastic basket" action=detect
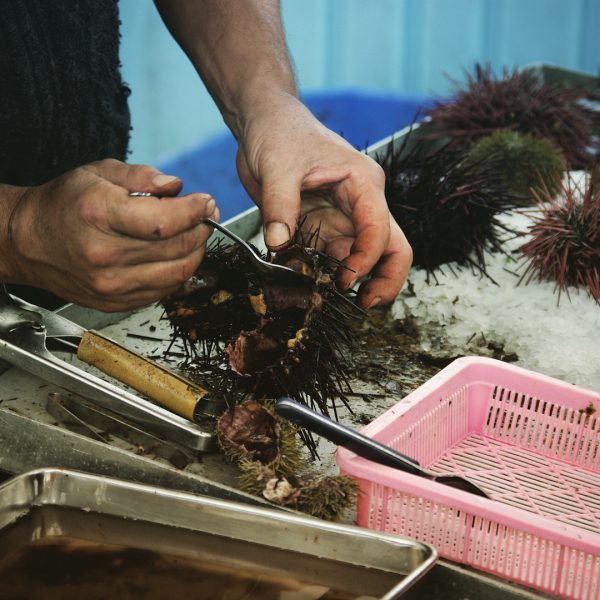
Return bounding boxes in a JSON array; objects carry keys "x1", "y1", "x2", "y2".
[{"x1": 337, "y1": 357, "x2": 600, "y2": 599}]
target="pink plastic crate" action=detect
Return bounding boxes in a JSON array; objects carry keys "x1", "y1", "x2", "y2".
[{"x1": 337, "y1": 357, "x2": 600, "y2": 599}]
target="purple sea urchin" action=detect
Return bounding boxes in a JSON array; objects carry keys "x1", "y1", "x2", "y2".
[
  {"x1": 376, "y1": 131, "x2": 521, "y2": 278},
  {"x1": 426, "y1": 64, "x2": 598, "y2": 169},
  {"x1": 161, "y1": 231, "x2": 362, "y2": 418},
  {"x1": 519, "y1": 174, "x2": 600, "y2": 303}
]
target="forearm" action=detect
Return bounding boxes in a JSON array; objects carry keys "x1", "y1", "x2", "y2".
[
  {"x1": 154, "y1": 0, "x2": 297, "y2": 138},
  {"x1": 0, "y1": 184, "x2": 26, "y2": 282}
]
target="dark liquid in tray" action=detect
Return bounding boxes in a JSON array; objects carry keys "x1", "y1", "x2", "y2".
[{"x1": 0, "y1": 537, "x2": 380, "y2": 600}]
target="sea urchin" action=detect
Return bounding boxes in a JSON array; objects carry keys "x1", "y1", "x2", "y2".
[
  {"x1": 377, "y1": 130, "x2": 521, "y2": 279},
  {"x1": 519, "y1": 174, "x2": 600, "y2": 303},
  {"x1": 426, "y1": 64, "x2": 597, "y2": 169},
  {"x1": 466, "y1": 131, "x2": 566, "y2": 200},
  {"x1": 161, "y1": 230, "x2": 362, "y2": 416}
]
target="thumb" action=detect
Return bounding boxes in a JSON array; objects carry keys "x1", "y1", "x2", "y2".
[
  {"x1": 87, "y1": 159, "x2": 183, "y2": 197},
  {"x1": 261, "y1": 172, "x2": 301, "y2": 250}
]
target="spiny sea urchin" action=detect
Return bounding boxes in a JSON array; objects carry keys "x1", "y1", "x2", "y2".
[
  {"x1": 161, "y1": 229, "x2": 362, "y2": 416},
  {"x1": 426, "y1": 64, "x2": 598, "y2": 169},
  {"x1": 216, "y1": 400, "x2": 303, "y2": 473},
  {"x1": 238, "y1": 458, "x2": 358, "y2": 521},
  {"x1": 376, "y1": 130, "x2": 521, "y2": 279},
  {"x1": 214, "y1": 400, "x2": 357, "y2": 520},
  {"x1": 519, "y1": 174, "x2": 600, "y2": 303},
  {"x1": 466, "y1": 131, "x2": 566, "y2": 200}
]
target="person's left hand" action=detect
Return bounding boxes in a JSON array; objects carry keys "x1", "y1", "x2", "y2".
[{"x1": 235, "y1": 93, "x2": 412, "y2": 309}]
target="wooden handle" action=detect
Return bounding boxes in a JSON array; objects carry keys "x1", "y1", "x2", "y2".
[{"x1": 77, "y1": 330, "x2": 208, "y2": 421}]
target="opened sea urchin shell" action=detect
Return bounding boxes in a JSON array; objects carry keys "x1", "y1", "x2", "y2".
[{"x1": 162, "y1": 234, "x2": 362, "y2": 416}]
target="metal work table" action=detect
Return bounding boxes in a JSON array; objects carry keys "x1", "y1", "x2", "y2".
[{"x1": 0, "y1": 206, "x2": 553, "y2": 598}]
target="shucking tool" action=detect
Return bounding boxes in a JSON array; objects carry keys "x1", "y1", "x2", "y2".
[{"x1": 0, "y1": 284, "x2": 221, "y2": 452}]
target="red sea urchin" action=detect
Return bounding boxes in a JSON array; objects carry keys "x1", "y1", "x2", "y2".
[
  {"x1": 519, "y1": 174, "x2": 600, "y2": 303},
  {"x1": 426, "y1": 64, "x2": 598, "y2": 169},
  {"x1": 161, "y1": 230, "x2": 362, "y2": 421},
  {"x1": 376, "y1": 130, "x2": 521, "y2": 279}
]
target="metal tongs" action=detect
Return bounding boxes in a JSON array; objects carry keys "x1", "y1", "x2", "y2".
[{"x1": 0, "y1": 285, "x2": 220, "y2": 451}]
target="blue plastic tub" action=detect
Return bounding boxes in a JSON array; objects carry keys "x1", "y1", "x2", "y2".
[{"x1": 158, "y1": 90, "x2": 435, "y2": 221}]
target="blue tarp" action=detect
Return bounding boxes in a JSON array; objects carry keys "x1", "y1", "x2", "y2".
[{"x1": 158, "y1": 90, "x2": 434, "y2": 221}]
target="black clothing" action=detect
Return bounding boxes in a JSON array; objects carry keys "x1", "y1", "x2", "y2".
[
  {"x1": 0, "y1": 0, "x2": 131, "y2": 187},
  {"x1": 1, "y1": 0, "x2": 131, "y2": 307}
]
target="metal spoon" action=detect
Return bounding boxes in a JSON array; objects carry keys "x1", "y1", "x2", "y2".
[
  {"x1": 129, "y1": 192, "x2": 313, "y2": 285},
  {"x1": 202, "y1": 218, "x2": 314, "y2": 285},
  {"x1": 275, "y1": 397, "x2": 489, "y2": 499}
]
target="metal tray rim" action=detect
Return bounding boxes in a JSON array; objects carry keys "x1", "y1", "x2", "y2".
[{"x1": 0, "y1": 468, "x2": 437, "y2": 600}]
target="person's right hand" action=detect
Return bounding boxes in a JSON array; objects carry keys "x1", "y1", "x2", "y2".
[{"x1": 5, "y1": 159, "x2": 217, "y2": 311}]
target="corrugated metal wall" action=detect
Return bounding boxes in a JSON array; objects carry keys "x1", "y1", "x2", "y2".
[{"x1": 120, "y1": 0, "x2": 600, "y2": 164}]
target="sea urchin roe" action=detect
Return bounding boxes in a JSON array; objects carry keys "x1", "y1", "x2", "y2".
[
  {"x1": 287, "y1": 328, "x2": 305, "y2": 350},
  {"x1": 166, "y1": 304, "x2": 199, "y2": 319},
  {"x1": 210, "y1": 290, "x2": 234, "y2": 305},
  {"x1": 316, "y1": 272, "x2": 333, "y2": 285},
  {"x1": 249, "y1": 293, "x2": 267, "y2": 316},
  {"x1": 273, "y1": 247, "x2": 317, "y2": 279}
]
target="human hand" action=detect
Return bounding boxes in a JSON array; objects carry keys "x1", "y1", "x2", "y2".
[
  {"x1": 6, "y1": 159, "x2": 217, "y2": 311},
  {"x1": 235, "y1": 94, "x2": 412, "y2": 309}
]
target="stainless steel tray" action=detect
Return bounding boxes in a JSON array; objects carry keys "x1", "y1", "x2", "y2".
[{"x1": 0, "y1": 468, "x2": 437, "y2": 599}]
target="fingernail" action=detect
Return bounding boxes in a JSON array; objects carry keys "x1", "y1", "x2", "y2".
[
  {"x1": 366, "y1": 296, "x2": 381, "y2": 309},
  {"x1": 205, "y1": 198, "x2": 216, "y2": 213},
  {"x1": 152, "y1": 174, "x2": 179, "y2": 188},
  {"x1": 347, "y1": 278, "x2": 358, "y2": 290},
  {"x1": 265, "y1": 222, "x2": 290, "y2": 248}
]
